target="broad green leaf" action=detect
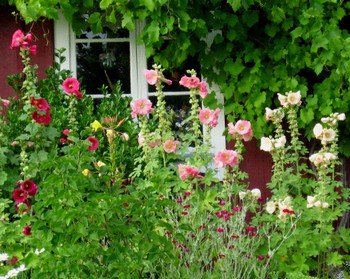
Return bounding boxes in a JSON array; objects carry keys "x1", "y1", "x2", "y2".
[{"x1": 100, "y1": 0, "x2": 113, "y2": 9}]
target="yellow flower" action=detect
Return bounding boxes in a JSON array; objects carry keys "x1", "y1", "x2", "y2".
[
  {"x1": 91, "y1": 120, "x2": 102, "y2": 132},
  {"x1": 96, "y1": 161, "x2": 106, "y2": 168},
  {"x1": 106, "y1": 129, "x2": 116, "y2": 144},
  {"x1": 82, "y1": 169, "x2": 91, "y2": 176}
]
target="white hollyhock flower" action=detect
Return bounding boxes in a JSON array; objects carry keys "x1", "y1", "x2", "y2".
[
  {"x1": 250, "y1": 188, "x2": 261, "y2": 199},
  {"x1": 277, "y1": 93, "x2": 288, "y2": 107},
  {"x1": 322, "y1": 202, "x2": 330, "y2": 208},
  {"x1": 275, "y1": 135, "x2": 287, "y2": 149},
  {"x1": 337, "y1": 113, "x2": 346, "y2": 121},
  {"x1": 322, "y1": 128, "x2": 336, "y2": 143},
  {"x1": 313, "y1": 123, "x2": 323, "y2": 139},
  {"x1": 287, "y1": 91, "x2": 301, "y2": 105},
  {"x1": 306, "y1": 196, "x2": 316, "y2": 208},
  {"x1": 324, "y1": 152, "x2": 337, "y2": 162},
  {"x1": 309, "y1": 153, "x2": 324, "y2": 166},
  {"x1": 265, "y1": 107, "x2": 273, "y2": 121},
  {"x1": 0, "y1": 253, "x2": 9, "y2": 261},
  {"x1": 266, "y1": 201, "x2": 276, "y2": 214},
  {"x1": 239, "y1": 191, "x2": 247, "y2": 200},
  {"x1": 260, "y1": 137, "x2": 273, "y2": 152}
]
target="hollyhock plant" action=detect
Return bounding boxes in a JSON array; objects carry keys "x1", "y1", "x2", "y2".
[
  {"x1": 214, "y1": 149, "x2": 238, "y2": 168},
  {"x1": 228, "y1": 120, "x2": 253, "y2": 141},
  {"x1": 12, "y1": 189, "x2": 28, "y2": 203},
  {"x1": 19, "y1": 179, "x2": 38, "y2": 196},
  {"x1": 178, "y1": 164, "x2": 202, "y2": 181},
  {"x1": 87, "y1": 136, "x2": 99, "y2": 152},
  {"x1": 130, "y1": 98, "x2": 153, "y2": 118}
]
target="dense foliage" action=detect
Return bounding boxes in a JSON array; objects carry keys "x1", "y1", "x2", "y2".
[
  {"x1": 0, "y1": 30, "x2": 350, "y2": 278},
  {"x1": 6, "y1": 0, "x2": 350, "y2": 155}
]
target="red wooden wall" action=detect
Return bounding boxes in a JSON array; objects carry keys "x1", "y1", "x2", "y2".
[{"x1": 0, "y1": 6, "x2": 54, "y2": 100}]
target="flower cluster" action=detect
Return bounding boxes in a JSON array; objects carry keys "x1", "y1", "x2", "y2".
[
  {"x1": 10, "y1": 29, "x2": 37, "y2": 55},
  {"x1": 266, "y1": 196, "x2": 295, "y2": 221},
  {"x1": 227, "y1": 120, "x2": 253, "y2": 141},
  {"x1": 306, "y1": 196, "x2": 329, "y2": 209},
  {"x1": 313, "y1": 123, "x2": 336, "y2": 145},
  {"x1": 179, "y1": 73, "x2": 208, "y2": 98},
  {"x1": 214, "y1": 149, "x2": 238, "y2": 168},
  {"x1": 12, "y1": 179, "x2": 38, "y2": 204},
  {"x1": 198, "y1": 108, "x2": 220, "y2": 127},
  {"x1": 238, "y1": 188, "x2": 262, "y2": 201},
  {"x1": 59, "y1": 129, "x2": 71, "y2": 145},
  {"x1": 62, "y1": 77, "x2": 83, "y2": 99},
  {"x1": 178, "y1": 164, "x2": 202, "y2": 181},
  {"x1": 277, "y1": 91, "x2": 302, "y2": 107},
  {"x1": 309, "y1": 152, "x2": 337, "y2": 167},
  {"x1": 260, "y1": 136, "x2": 286, "y2": 152},
  {"x1": 30, "y1": 97, "x2": 52, "y2": 125},
  {"x1": 265, "y1": 108, "x2": 285, "y2": 123}
]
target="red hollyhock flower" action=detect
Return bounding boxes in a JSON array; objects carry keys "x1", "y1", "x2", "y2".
[
  {"x1": 216, "y1": 227, "x2": 225, "y2": 233},
  {"x1": 87, "y1": 136, "x2": 99, "y2": 152},
  {"x1": 62, "y1": 77, "x2": 80, "y2": 93},
  {"x1": 12, "y1": 189, "x2": 28, "y2": 203},
  {"x1": 32, "y1": 110, "x2": 52, "y2": 125},
  {"x1": 20, "y1": 179, "x2": 38, "y2": 196},
  {"x1": 22, "y1": 225, "x2": 32, "y2": 236},
  {"x1": 7, "y1": 256, "x2": 18, "y2": 265},
  {"x1": 30, "y1": 97, "x2": 50, "y2": 111}
]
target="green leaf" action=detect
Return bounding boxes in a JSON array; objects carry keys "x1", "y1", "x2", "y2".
[
  {"x1": 228, "y1": 0, "x2": 241, "y2": 11},
  {"x1": 224, "y1": 58, "x2": 245, "y2": 76},
  {"x1": 0, "y1": 171, "x2": 7, "y2": 186},
  {"x1": 144, "y1": 0, "x2": 155, "y2": 11},
  {"x1": 327, "y1": 252, "x2": 343, "y2": 267},
  {"x1": 300, "y1": 108, "x2": 314, "y2": 124},
  {"x1": 291, "y1": 27, "x2": 303, "y2": 40},
  {"x1": 100, "y1": 0, "x2": 113, "y2": 9}
]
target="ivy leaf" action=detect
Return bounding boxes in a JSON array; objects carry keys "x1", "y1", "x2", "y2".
[
  {"x1": 0, "y1": 171, "x2": 7, "y2": 186},
  {"x1": 228, "y1": 0, "x2": 241, "y2": 11},
  {"x1": 224, "y1": 58, "x2": 245, "y2": 76},
  {"x1": 100, "y1": 0, "x2": 113, "y2": 9},
  {"x1": 291, "y1": 27, "x2": 303, "y2": 40},
  {"x1": 144, "y1": 0, "x2": 155, "y2": 11}
]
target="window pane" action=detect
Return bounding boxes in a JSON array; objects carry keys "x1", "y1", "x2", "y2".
[
  {"x1": 78, "y1": 27, "x2": 129, "y2": 39},
  {"x1": 76, "y1": 42, "x2": 130, "y2": 94},
  {"x1": 149, "y1": 95, "x2": 193, "y2": 134}
]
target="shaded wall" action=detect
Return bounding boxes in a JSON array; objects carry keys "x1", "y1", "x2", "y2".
[{"x1": 0, "y1": 6, "x2": 54, "y2": 100}]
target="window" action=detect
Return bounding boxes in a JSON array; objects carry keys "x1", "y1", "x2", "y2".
[{"x1": 54, "y1": 14, "x2": 226, "y2": 153}]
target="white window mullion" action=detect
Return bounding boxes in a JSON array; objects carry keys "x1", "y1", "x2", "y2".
[
  {"x1": 53, "y1": 13, "x2": 72, "y2": 72},
  {"x1": 135, "y1": 21, "x2": 148, "y2": 100}
]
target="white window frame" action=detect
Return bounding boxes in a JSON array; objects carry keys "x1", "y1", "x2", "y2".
[{"x1": 53, "y1": 15, "x2": 226, "y2": 153}]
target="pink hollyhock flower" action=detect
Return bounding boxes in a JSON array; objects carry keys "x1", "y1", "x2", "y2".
[
  {"x1": 1, "y1": 98, "x2": 10, "y2": 108},
  {"x1": 130, "y1": 98, "x2": 153, "y2": 118},
  {"x1": 234, "y1": 120, "x2": 253, "y2": 141},
  {"x1": 20, "y1": 180, "x2": 38, "y2": 196},
  {"x1": 227, "y1": 122, "x2": 237, "y2": 136},
  {"x1": 199, "y1": 81, "x2": 208, "y2": 98},
  {"x1": 10, "y1": 29, "x2": 25, "y2": 48},
  {"x1": 30, "y1": 97, "x2": 50, "y2": 111},
  {"x1": 62, "y1": 77, "x2": 80, "y2": 94},
  {"x1": 32, "y1": 110, "x2": 52, "y2": 125},
  {"x1": 163, "y1": 139, "x2": 180, "y2": 153},
  {"x1": 144, "y1": 69, "x2": 159, "y2": 85},
  {"x1": 179, "y1": 75, "x2": 200, "y2": 89},
  {"x1": 198, "y1": 108, "x2": 221, "y2": 127},
  {"x1": 216, "y1": 227, "x2": 224, "y2": 233},
  {"x1": 178, "y1": 164, "x2": 202, "y2": 181},
  {"x1": 214, "y1": 149, "x2": 238, "y2": 168},
  {"x1": 87, "y1": 136, "x2": 99, "y2": 151},
  {"x1": 29, "y1": 44, "x2": 37, "y2": 55},
  {"x1": 62, "y1": 129, "x2": 71, "y2": 136},
  {"x1": 22, "y1": 225, "x2": 32, "y2": 236},
  {"x1": 12, "y1": 189, "x2": 28, "y2": 203}
]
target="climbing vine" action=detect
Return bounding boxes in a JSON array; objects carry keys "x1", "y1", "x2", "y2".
[{"x1": 7, "y1": 0, "x2": 350, "y2": 155}]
